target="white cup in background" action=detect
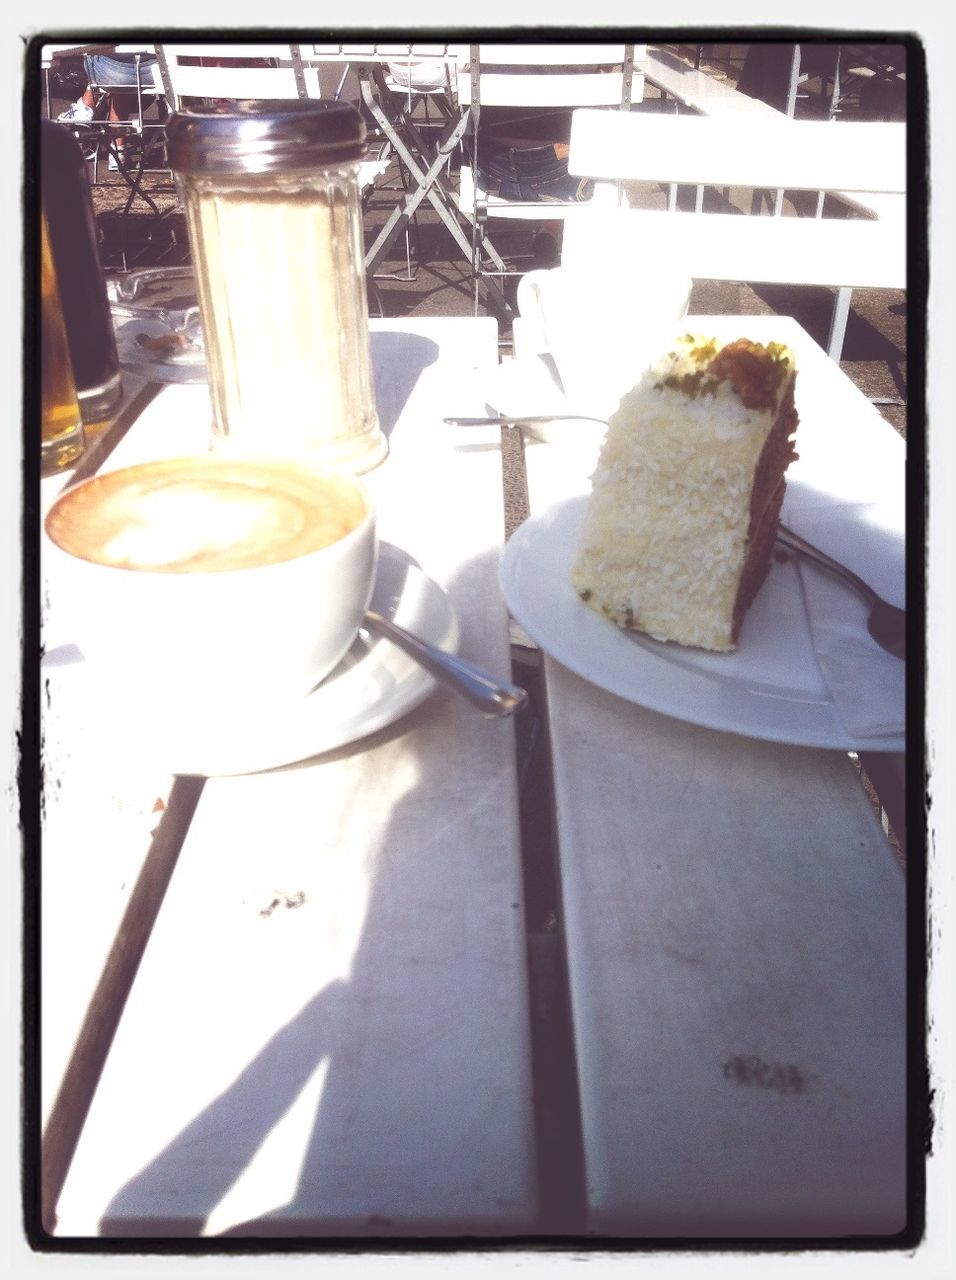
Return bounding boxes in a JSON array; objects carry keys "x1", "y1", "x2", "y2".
[{"x1": 516, "y1": 266, "x2": 692, "y2": 420}]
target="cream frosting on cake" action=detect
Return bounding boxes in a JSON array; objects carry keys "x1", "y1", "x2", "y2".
[{"x1": 571, "y1": 334, "x2": 799, "y2": 652}]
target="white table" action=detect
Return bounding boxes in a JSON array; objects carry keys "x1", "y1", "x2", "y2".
[
  {"x1": 41, "y1": 318, "x2": 539, "y2": 1236},
  {"x1": 518, "y1": 315, "x2": 909, "y2": 1236},
  {"x1": 642, "y1": 45, "x2": 905, "y2": 238},
  {"x1": 38, "y1": 313, "x2": 911, "y2": 1242},
  {"x1": 643, "y1": 45, "x2": 785, "y2": 119}
]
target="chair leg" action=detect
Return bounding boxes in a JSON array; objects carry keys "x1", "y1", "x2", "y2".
[
  {"x1": 827, "y1": 286, "x2": 853, "y2": 362},
  {"x1": 370, "y1": 151, "x2": 421, "y2": 282}
]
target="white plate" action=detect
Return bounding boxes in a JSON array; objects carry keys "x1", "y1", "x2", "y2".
[
  {"x1": 500, "y1": 497, "x2": 904, "y2": 751},
  {"x1": 61, "y1": 544, "x2": 458, "y2": 776}
]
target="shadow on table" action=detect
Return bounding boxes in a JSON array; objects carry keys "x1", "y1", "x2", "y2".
[
  {"x1": 95, "y1": 547, "x2": 542, "y2": 1241},
  {"x1": 370, "y1": 331, "x2": 439, "y2": 438}
]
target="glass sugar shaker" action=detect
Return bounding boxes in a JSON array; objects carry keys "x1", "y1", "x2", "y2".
[{"x1": 166, "y1": 102, "x2": 386, "y2": 473}]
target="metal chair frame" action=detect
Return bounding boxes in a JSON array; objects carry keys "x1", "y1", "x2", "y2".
[
  {"x1": 459, "y1": 43, "x2": 639, "y2": 316},
  {"x1": 84, "y1": 52, "x2": 169, "y2": 187}
]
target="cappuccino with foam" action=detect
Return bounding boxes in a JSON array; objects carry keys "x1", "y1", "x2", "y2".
[
  {"x1": 44, "y1": 455, "x2": 377, "y2": 710},
  {"x1": 46, "y1": 456, "x2": 367, "y2": 573}
]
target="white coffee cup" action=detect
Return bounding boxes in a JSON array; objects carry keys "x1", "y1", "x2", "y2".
[
  {"x1": 516, "y1": 265, "x2": 692, "y2": 420},
  {"x1": 44, "y1": 454, "x2": 377, "y2": 714}
]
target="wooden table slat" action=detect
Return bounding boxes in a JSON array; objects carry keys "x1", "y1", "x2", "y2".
[
  {"x1": 519, "y1": 314, "x2": 908, "y2": 1236},
  {"x1": 45, "y1": 319, "x2": 539, "y2": 1236}
]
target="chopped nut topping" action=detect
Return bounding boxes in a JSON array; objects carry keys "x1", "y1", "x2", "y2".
[{"x1": 655, "y1": 336, "x2": 791, "y2": 410}]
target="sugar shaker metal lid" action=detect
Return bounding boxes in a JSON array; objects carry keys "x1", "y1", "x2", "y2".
[{"x1": 165, "y1": 101, "x2": 367, "y2": 174}]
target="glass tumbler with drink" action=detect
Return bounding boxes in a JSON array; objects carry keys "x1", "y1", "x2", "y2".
[
  {"x1": 41, "y1": 120, "x2": 123, "y2": 433},
  {"x1": 40, "y1": 210, "x2": 85, "y2": 474}
]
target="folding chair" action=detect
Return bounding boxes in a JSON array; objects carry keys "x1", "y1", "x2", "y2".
[
  {"x1": 156, "y1": 43, "x2": 316, "y2": 109},
  {"x1": 156, "y1": 44, "x2": 390, "y2": 197},
  {"x1": 374, "y1": 47, "x2": 462, "y2": 280},
  {"x1": 326, "y1": 48, "x2": 485, "y2": 286},
  {"x1": 83, "y1": 51, "x2": 169, "y2": 186},
  {"x1": 456, "y1": 43, "x2": 643, "y2": 312}
]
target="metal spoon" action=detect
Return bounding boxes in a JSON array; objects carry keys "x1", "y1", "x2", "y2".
[
  {"x1": 777, "y1": 523, "x2": 906, "y2": 659},
  {"x1": 363, "y1": 611, "x2": 528, "y2": 718},
  {"x1": 443, "y1": 414, "x2": 608, "y2": 428}
]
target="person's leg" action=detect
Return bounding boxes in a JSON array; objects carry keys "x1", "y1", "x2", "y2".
[
  {"x1": 79, "y1": 54, "x2": 97, "y2": 109},
  {"x1": 105, "y1": 89, "x2": 140, "y2": 163},
  {"x1": 86, "y1": 52, "x2": 156, "y2": 89},
  {"x1": 106, "y1": 89, "x2": 138, "y2": 119},
  {"x1": 477, "y1": 137, "x2": 592, "y2": 203},
  {"x1": 93, "y1": 55, "x2": 160, "y2": 165},
  {"x1": 55, "y1": 55, "x2": 96, "y2": 121}
]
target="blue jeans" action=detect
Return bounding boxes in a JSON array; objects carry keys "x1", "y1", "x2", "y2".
[
  {"x1": 84, "y1": 52, "x2": 158, "y2": 89},
  {"x1": 475, "y1": 139, "x2": 594, "y2": 203}
]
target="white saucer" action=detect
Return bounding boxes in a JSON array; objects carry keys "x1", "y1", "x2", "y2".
[{"x1": 64, "y1": 544, "x2": 458, "y2": 776}]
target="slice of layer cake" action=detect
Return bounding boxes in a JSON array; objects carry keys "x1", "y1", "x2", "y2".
[{"x1": 571, "y1": 334, "x2": 799, "y2": 652}]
